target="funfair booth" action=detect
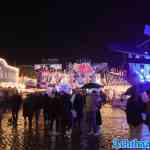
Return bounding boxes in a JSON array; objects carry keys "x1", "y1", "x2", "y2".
[
  {"x1": 0, "y1": 58, "x2": 20, "y2": 97},
  {"x1": 0, "y1": 58, "x2": 19, "y2": 85}
]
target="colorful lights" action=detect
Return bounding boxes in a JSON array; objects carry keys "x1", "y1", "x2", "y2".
[{"x1": 129, "y1": 63, "x2": 150, "y2": 83}]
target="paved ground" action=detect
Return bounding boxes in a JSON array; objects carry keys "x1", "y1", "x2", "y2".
[{"x1": 0, "y1": 105, "x2": 132, "y2": 150}]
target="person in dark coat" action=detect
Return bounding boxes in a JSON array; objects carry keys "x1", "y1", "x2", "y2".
[
  {"x1": 49, "y1": 91, "x2": 62, "y2": 133},
  {"x1": 60, "y1": 91, "x2": 72, "y2": 136},
  {"x1": 71, "y1": 89, "x2": 84, "y2": 129},
  {"x1": 33, "y1": 93, "x2": 43, "y2": 129},
  {"x1": 23, "y1": 94, "x2": 34, "y2": 130},
  {"x1": 126, "y1": 91, "x2": 145, "y2": 139},
  {"x1": 96, "y1": 90, "x2": 106, "y2": 127},
  {"x1": 141, "y1": 89, "x2": 150, "y2": 131},
  {"x1": 11, "y1": 93, "x2": 22, "y2": 127},
  {"x1": 43, "y1": 93, "x2": 51, "y2": 127},
  {"x1": 23, "y1": 93, "x2": 42, "y2": 129}
]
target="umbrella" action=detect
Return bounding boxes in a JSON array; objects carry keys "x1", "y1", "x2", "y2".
[{"x1": 81, "y1": 83, "x2": 103, "y2": 89}]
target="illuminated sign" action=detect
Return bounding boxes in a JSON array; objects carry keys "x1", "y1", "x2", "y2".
[{"x1": 34, "y1": 64, "x2": 62, "y2": 70}]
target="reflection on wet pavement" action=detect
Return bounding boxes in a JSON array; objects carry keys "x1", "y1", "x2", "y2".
[{"x1": 0, "y1": 105, "x2": 129, "y2": 150}]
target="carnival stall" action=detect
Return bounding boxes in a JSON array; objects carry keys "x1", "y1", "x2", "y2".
[
  {"x1": 0, "y1": 58, "x2": 19, "y2": 84},
  {"x1": 100, "y1": 65, "x2": 130, "y2": 102},
  {"x1": 0, "y1": 58, "x2": 129, "y2": 99},
  {"x1": 0, "y1": 58, "x2": 21, "y2": 93},
  {"x1": 35, "y1": 62, "x2": 104, "y2": 89},
  {"x1": 32, "y1": 62, "x2": 132, "y2": 102}
]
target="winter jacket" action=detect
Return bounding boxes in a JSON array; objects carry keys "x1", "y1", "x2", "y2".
[
  {"x1": 126, "y1": 96, "x2": 145, "y2": 127},
  {"x1": 85, "y1": 93, "x2": 101, "y2": 112}
]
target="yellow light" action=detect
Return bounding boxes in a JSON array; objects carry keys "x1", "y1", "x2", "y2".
[
  {"x1": 0, "y1": 58, "x2": 19, "y2": 83},
  {"x1": 0, "y1": 58, "x2": 19, "y2": 72}
]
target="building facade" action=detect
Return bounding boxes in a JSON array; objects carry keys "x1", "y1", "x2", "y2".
[{"x1": 0, "y1": 58, "x2": 19, "y2": 83}]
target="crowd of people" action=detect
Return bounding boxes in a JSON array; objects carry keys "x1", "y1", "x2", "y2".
[
  {"x1": 2, "y1": 84, "x2": 150, "y2": 140},
  {"x1": 0, "y1": 88, "x2": 107, "y2": 138}
]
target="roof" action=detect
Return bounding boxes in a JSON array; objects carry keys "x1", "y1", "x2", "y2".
[{"x1": 109, "y1": 37, "x2": 150, "y2": 56}]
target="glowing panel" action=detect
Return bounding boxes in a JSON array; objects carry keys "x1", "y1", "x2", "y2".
[
  {"x1": 129, "y1": 63, "x2": 150, "y2": 83},
  {"x1": 144, "y1": 24, "x2": 150, "y2": 36}
]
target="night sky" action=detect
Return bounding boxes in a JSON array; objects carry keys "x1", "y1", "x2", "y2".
[{"x1": 0, "y1": 1, "x2": 150, "y2": 64}]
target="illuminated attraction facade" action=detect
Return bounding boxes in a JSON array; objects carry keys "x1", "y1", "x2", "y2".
[{"x1": 0, "y1": 58, "x2": 19, "y2": 83}]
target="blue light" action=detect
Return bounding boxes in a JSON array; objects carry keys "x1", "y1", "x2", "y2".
[
  {"x1": 145, "y1": 55, "x2": 150, "y2": 59},
  {"x1": 140, "y1": 69, "x2": 144, "y2": 73},
  {"x1": 129, "y1": 63, "x2": 150, "y2": 84},
  {"x1": 139, "y1": 74, "x2": 144, "y2": 79},
  {"x1": 146, "y1": 75, "x2": 150, "y2": 81},
  {"x1": 144, "y1": 51, "x2": 148, "y2": 54},
  {"x1": 144, "y1": 24, "x2": 150, "y2": 36},
  {"x1": 135, "y1": 55, "x2": 140, "y2": 59},
  {"x1": 136, "y1": 71, "x2": 146, "y2": 82},
  {"x1": 141, "y1": 79, "x2": 145, "y2": 82},
  {"x1": 146, "y1": 75, "x2": 150, "y2": 79}
]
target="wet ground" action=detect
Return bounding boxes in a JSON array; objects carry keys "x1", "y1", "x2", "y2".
[{"x1": 0, "y1": 105, "x2": 130, "y2": 150}]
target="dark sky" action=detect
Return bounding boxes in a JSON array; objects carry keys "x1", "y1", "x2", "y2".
[{"x1": 0, "y1": 0, "x2": 150, "y2": 63}]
